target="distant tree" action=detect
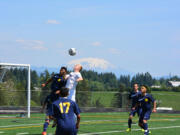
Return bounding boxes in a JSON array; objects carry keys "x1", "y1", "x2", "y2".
[{"x1": 76, "y1": 79, "x2": 91, "y2": 107}]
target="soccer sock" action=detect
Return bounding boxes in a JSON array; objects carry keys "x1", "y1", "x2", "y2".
[
  {"x1": 128, "y1": 118, "x2": 132, "y2": 128},
  {"x1": 143, "y1": 123, "x2": 148, "y2": 132},
  {"x1": 43, "y1": 122, "x2": 49, "y2": 132}
]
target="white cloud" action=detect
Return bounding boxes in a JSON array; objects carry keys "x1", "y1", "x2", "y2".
[
  {"x1": 46, "y1": 20, "x2": 61, "y2": 24},
  {"x1": 16, "y1": 39, "x2": 47, "y2": 50},
  {"x1": 92, "y1": 41, "x2": 101, "y2": 46},
  {"x1": 67, "y1": 57, "x2": 115, "y2": 70},
  {"x1": 109, "y1": 48, "x2": 120, "y2": 55}
]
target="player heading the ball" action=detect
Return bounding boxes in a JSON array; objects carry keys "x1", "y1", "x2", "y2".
[{"x1": 65, "y1": 64, "x2": 83, "y2": 102}]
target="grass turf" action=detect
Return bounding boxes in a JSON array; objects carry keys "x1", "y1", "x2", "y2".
[{"x1": 0, "y1": 112, "x2": 180, "y2": 135}]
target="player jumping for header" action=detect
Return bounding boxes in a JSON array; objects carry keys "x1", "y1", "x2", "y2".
[
  {"x1": 41, "y1": 67, "x2": 68, "y2": 135},
  {"x1": 65, "y1": 64, "x2": 83, "y2": 102}
]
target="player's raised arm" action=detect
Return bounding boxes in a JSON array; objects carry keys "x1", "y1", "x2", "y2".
[
  {"x1": 41, "y1": 78, "x2": 53, "y2": 87},
  {"x1": 76, "y1": 77, "x2": 83, "y2": 82}
]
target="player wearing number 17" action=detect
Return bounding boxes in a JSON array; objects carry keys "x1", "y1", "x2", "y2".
[{"x1": 51, "y1": 87, "x2": 81, "y2": 135}]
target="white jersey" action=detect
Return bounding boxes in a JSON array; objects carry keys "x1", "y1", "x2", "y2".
[{"x1": 65, "y1": 72, "x2": 82, "y2": 102}]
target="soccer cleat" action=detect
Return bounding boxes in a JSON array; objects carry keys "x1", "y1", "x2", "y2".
[
  {"x1": 126, "y1": 128, "x2": 131, "y2": 132},
  {"x1": 141, "y1": 128, "x2": 145, "y2": 132},
  {"x1": 144, "y1": 130, "x2": 150, "y2": 135},
  {"x1": 42, "y1": 132, "x2": 47, "y2": 135},
  {"x1": 149, "y1": 130, "x2": 151, "y2": 134}
]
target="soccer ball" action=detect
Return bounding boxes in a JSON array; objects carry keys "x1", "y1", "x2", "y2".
[{"x1": 68, "y1": 48, "x2": 76, "y2": 56}]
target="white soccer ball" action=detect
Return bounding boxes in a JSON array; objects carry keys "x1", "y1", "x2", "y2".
[{"x1": 68, "y1": 48, "x2": 76, "y2": 56}]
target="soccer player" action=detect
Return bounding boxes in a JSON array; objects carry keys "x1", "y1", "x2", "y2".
[
  {"x1": 65, "y1": 64, "x2": 83, "y2": 102},
  {"x1": 126, "y1": 83, "x2": 142, "y2": 132},
  {"x1": 51, "y1": 87, "x2": 81, "y2": 135},
  {"x1": 42, "y1": 66, "x2": 68, "y2": 96},
  {"x1": 41, "y1": 94, "x2": 55, "y2": 135},
  {"x1": 138, "y1": 85, "x2": 156, "y2": 135},
  {"x1": 41, "y1": 67, "x2": 68, "y2": 135}
]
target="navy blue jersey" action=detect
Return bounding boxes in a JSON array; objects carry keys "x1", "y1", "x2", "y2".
[
  {"x1": 129, "y1": 91, "x2": 142, "y2": 107},
  {"x1": 51, "y1": 74, "x2": 66, "y2": 92},
  {"x1": 138, "y1": 93, "x2": 155, "y2": 111},
  {"x1": 52, "y1": 97, "x2": 80, "y2": 131}
]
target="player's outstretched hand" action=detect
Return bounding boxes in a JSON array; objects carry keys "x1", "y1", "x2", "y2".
[
  {"x1": 76, "y1": 123, "x2": 80, "y2": 129},
  {"x1": 152, "y1": 108, "x2": 157, "y2": 113},
  {"x1": 41, "y1": 83, "x2": 46, "y2": 87}
]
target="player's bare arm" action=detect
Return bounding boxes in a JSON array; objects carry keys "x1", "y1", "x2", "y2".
[
  {"x1": 76, "y1": 114, "x2": 81, "y2": 129},
  {"x1": 152, "y1": 101, "x2": 157, "y2": 113},
  {"x1": 76, "y1": 77, "x2": 83, "y2": 82},
  {"x1": 41, "y1": 78, "x2": 53, "y2": 87}
]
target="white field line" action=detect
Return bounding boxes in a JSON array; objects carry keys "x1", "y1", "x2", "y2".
[
  {"x1": 16, "y1": 133, "x2": 29, "y2": 135},
  {"x1": 0, "y1": 123, "x2": 43, "y2": 128},
  {"x1": 0, "y1": 118, "x2": 178, "y2": 128},
  {"x1": 0, "y1": 132, "x2": 4, "y2": 134},
  {"x1": 79, "y1": 125, "x2": 180, "y2": 135},
  {"x1": 0, "y1": 120, "x2": 117, "y2": 128}
]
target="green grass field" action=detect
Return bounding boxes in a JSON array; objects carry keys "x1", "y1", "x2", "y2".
[
  {"x1": 90, "y1": 91, "x2": 180, "y2": 110},
  {"x1": 1, "y1": 112, "x2": 180, "y2": 135}
]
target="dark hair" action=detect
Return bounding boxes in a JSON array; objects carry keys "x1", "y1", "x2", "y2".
[
  {"x1": 60, "y1": 66, "x2": 67, "y2": 72},
  {"x1": 141, "y1": 85, "x2": 148, "y2": 90},
  {"x1": 60, "y1": 87, "x2": 69, "y2": 97}
]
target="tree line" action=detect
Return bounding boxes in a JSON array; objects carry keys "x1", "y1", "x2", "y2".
[{"x1": 0, "y1": 68, "x2": 180, "y2": 107}]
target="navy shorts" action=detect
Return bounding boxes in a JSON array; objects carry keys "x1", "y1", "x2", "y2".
[
  {"x1": 139, "y1": 110, "x2": 151, "y2": 123},
  {"x1": 130, "y1": 107, "x2": 142, "y2": 117},
  {"x1": 56, "y1": 128, "x2": 77, "y2": 135},
  {"x1": 46, "y1": 105, "x2": 53, "y2": 116}
]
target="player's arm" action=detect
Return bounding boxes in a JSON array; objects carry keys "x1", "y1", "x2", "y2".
[
  {"x1": 41, "y1": 78, "x2": 53, "y2": 87},
  {"x1": 76, "y1": 114, "x2": 81, "y2": 129},
  {"x1": 152, "y1": 101, "x2": 157, "y2": 113},
  {"x1": 150, "y1": 95, "x2": 157, "y2": 113},
  {"x1": 76, "y1": 77, "x2": 83, "y2": 82}
]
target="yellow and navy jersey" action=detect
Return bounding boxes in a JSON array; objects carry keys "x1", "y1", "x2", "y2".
[
  {"x1": 52, "y1": 97, "x2": 80, "y2": 129},
  {"x1": 51, "y1": 74, "x2": 66, "y2": 92},
  {"x1": 138, "y1": 93, "x2": 155, "y2": 111}
]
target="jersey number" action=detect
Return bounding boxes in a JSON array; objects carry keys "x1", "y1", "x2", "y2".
[{"x1": 59, "y1": 102, "x2": 70, "y2": 113}]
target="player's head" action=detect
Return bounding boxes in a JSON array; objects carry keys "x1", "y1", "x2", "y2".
[
  {"x1": 133, "y1": 83, "x2": 139, "y2": 91},
  {"x1": 141, "y1": 85, "x2": 148, "y2": 93},
  {"x1": 74, "y1": 64, "x2": 83, "y2": 72},
  {"x1": 60, "y1": 67, "x2": 67, "y2": 75},
  {"x1": 60, "y1": 87, "x2": 69, "y2": 97}
]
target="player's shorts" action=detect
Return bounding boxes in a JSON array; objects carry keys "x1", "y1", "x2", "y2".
[
  {"x1": 56, "y1": 127, "x2": 77, "y2": 135},
  {"x1": 67, "y1": 89, "x2": 76, "y2": 102},
  {"x1": 46, "y1": 105, "x2": 53, "y2": 116},
  {"x1": 139, "y1": 110, "x2": 151, "y2": 123},
  {"x1": 129, "y1": 107, "x2": 142, "y2": 117}
]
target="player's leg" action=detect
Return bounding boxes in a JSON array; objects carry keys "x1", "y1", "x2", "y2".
[
  {"x1": 42, "y1": 116, "x2": 50, "y2": 135},
  {"x1": 126, "y1": 109, "x2": 136, "y2": 132},
  {"x1": 143, "y1": 111, "x2": 151, "y2": 135},
  {"x1": 137, "y1": 107, "x2": 144, "y2": 132}
]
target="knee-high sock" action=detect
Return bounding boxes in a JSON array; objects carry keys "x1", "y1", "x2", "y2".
[
  {"x1": 43, "y1": 122, "x2": 49, "y2": 132},
  {"x1": 128, "y1": 119, "x2": 132, "y2": 128},
  {"x1": 143, "y1": 123, "x2": 148, "y2": 131},
  {"x1": 140, "y1": 123, "x2": 144, "y2": 129}
]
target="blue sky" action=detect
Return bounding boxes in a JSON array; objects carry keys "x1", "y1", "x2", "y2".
[{"x1": 0, "y1": 0, "x2": 180, "y2": 76}]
